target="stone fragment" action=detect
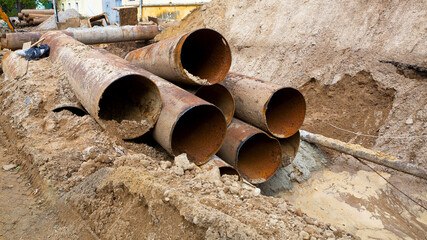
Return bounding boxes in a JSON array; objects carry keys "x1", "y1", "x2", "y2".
[{"x1": 2, "y1": 164, "x2": 17, "y2": 171}]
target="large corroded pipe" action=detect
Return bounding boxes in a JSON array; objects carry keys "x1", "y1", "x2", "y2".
[
  {"x1": 150, "y1": 77, "x2": 227, "y2": 165},
  {"x1": 1, "y1": 51, "x2": 28, "y2": 79},
  {"x1": 186, "y1": 84, "x2": 235, "y2": 126},
  {"x1": 278, "y1": 130, "x2": 300, "y2": 167},
  {"x1": 125, "y1": 28, "x2": 232, "y2": 85},
  {"x1": 42, "y1": 31, "x2": 162, "y2": 139},
  {"x1": 200, "y1": 155, "x2": 239, "y2": 176},
  {"x1": 4, "y1": 25, "x2": 160, "y2": 50},
  {"x1": 217, "y1": 118, "x2": 282, "y2": 184},
  {"x1": 221, "y1": 72, "x2": 306, "y2": 138}
]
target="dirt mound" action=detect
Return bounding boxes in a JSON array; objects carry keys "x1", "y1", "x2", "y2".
[
  {"x1": 35, "y1": 9, "x2": 80, "y2": 31},
  {"x1": 300, "y1": 71, "x2": 396, "y2": 148}
]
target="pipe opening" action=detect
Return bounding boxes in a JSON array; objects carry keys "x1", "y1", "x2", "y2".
[
  {"x1": 53, "y1": 106, "x2": 87, "y2": 117},
  {"x1": 180, "y1": 29, "x2": 231, "y2": 84},
  {"x1": 195, "y1": 84, "x2": 235, "y2": 125},
  {"x1": 98, "y1": 74, "x2": 161, "y2": 139},
  {"x1": 266, "y1": 88, "x2": 306, "y2": 138},
  {"x1": 219, "y1": 167, "x2": 239, "y2": 176},
  {"x1": 171, "y1": 105, "x2": 226, "y2": 165},
  {"x1": 279, "y1": 130, "x2": 301, "y2": 167},
  {"x1": 237, "y1": 133, "x2": 281, "y2": 184}
]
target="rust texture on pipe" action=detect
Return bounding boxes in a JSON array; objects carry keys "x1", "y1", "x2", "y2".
[
  {"x1": 186, "y1": 84, "x2": 235, "y2": 126},
  {"x1": 149, "y1": 77, "x2": 227, "y2": 165},
  {"x1": 221, "y1": 72, "x2": 306, "y2": 138},
  {"x1": 5, "y1": 32, "x2": 43, "y2": 50},
  {"x1": 300, "y1": 130, "x2": 427, "y2": 180},
  {"x1": 125, "y1": 28, "x2": 232, "y2": 85},
  {"x1": 41, "y1": 31, "x2": 162, "y2": 139},
  {"x1": 67, "y1": 25, "x2": 159, "y2": 45},
  {"x1": 200, "y1": 155, "x2": 239, "y2": 176},
  {"x1": 278, "y1": 130, "x2": 300, "y2": 167},
  {"x1": 1, "y1": 52, "x2": 28, "y2": 79},
  {"x1": 217, "y1": 118, "x2": 282, "y2": 184},
  {"x1": 4, "y1": 25, "x2": 160, "y2": 50}
]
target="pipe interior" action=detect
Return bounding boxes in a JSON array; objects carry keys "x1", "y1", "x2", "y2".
[
  {"x1": 265, "y1": 88, "x2": 306, "y2": 138},
  {"x1": 219, "y1": 167, "x2": 239, "y2": 176},
  {"x1": 180, "y1": 29, "x2": 231, "y2": 84},
  {"x1": 171, "y1": 105, "x2": 226, "y2": 165},
  {"x1": 98, "y1": 74, "x2": 161, "y2": 137},
  {"x1": 279, "y1": 131, "x2": 301, "y2": 167},
  {"x1": 195, "y1": 84, "x2": 235, "y2": 125},
  {"x1": 237, "y1": 133, "x2": 281, "y2": 183},
  {"x1": 53, "y1": 106, "x2": 87, "y2": 117}
]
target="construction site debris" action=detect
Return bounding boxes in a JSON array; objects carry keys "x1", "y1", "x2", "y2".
[
  {"x1": 126, "y1": 28, "x2": 231, "y2": 85},
  {"x1": 87, "y1": 12, "x2": 110, "y2": 28},
  {"x1": 41, "y1": 31, "x2": 162, "y2": 139},
  {"x1": 112, "y1": 6, "x2": 138, "y2": 26},
  {"x1": 15, "y1": 44, "x2": 50, "y2": 60}
]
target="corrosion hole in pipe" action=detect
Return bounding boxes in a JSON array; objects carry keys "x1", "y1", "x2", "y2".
[
  {"x1": 98, "y1": 74, "x2": 161, "y2": 139},
  {"x1": 237, "y1": 133, "x2": 281, "y2": 184},
  {"x1": 180, "y1": 29, "x2": 231, "y2": 84},
  {"x1": 195, "y1": 84, "x2": 235, "y2": 125},
  {"x1": 53, "y1": 107, "x2": 87, "y2": 117},
  {"x1": 171, "y1": 105, "x2": 226, "y2": 165},
  {"x1": 266, "y1": 88, "x2": 306, "y2": 138}
]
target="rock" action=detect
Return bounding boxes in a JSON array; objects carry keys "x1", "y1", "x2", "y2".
[
  {"x1": 296, "y1": 208, "x2": 303, "y2": 217},
  {"x1": 304, "y1": 216, "x2": 316, "y2": 225},
  {"x1": 2, "y1": 164, "x2": 16, "y2": 171},
  {"x1": 300, "y1": 230, "x2": 310, "y2": 240},
  {"x1": 160, "y1": 161, "x2": 172, "y2": 170},
  {"x1": 304, "y1": 225, "x2": 319, "y2": 235},
  {"x1": 174, "y1": 153, "x2": 196, "y2": 171},
  {"x1": 405, "y1": 118, "x2": 413, "y2": 125},
  {"x1": 171, "y1": 166, "x2": 184, "y2": 176},
  {"x1": 198, "y1": 166, "x2": 222, "y2": 186},
  {"x1": 325, "y1": 229, "x2": 334, "y2": 238}
]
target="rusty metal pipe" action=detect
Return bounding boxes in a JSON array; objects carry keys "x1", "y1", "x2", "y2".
[
  {"x1": 278, "y1": 130, "x2": 300, "y2": 167},
  {"x1": 217, "y1": 118, "x2": 282, "y2": 184},
  {"x1": 200, "y1": 155, "x2": 239, "y2": 176},
  {"x1": 221, "y1": 72, "x2": 306, "y2": 138},
  {"x1": 21, "y1": 9, "x2": 55, "y2": 15},
  {"x1": 149, "y1": 77, "x2": 227, "y2": 165},
  {"x1": 125, "y1": 28, "x2": 232, "y2": 85},
  {"x1": 41, "y1": 31, "x2": 162, "y2": 139},
  {"x1": 4, "y1": 25, "x2": 160, "y2": 50},
  {"x1": 1, "y1": 51, "x2": 28, "y2": 79},
  {"x1": 186, "y1": 84, "x2": 235, "y2": 126}
]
